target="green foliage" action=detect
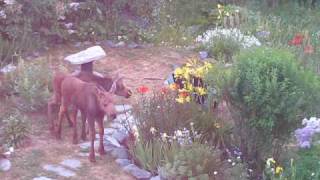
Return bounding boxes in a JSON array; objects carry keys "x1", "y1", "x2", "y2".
[
  {"x1": 2, "y1": 110, "x2": 29, "y2": 147},
  {"x1": 208, "y1": 36, "x2": 241, "y2": 62},
  {"x1": 159, "y1": 143, "x2": 222, "y2": 180},
  {"x1": 129, "y1": 139, "x2": 179, "y2": 174},
  {"x1": 228, "y1": 47, "x2": 320, "y2": 174},
  {"x1": 6, "y1": 59, "x2": 51, "y2": 111}
]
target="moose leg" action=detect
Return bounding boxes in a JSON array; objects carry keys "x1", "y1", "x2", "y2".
[
  {"x1": 47, "y1": 96, "x2": 58, "y2": 132},
  {"x1": 65, "y1": 111, "x2": 73, "y2": 127},
  {"x1": 71, "y1": 108, "x2": 79, "y2": 144},
  {"x1": 97, "y1": 115, "x2": 106, "y2": 155},
  {"x1": 80, "y1": 110, "x2": 87, "y2": 140},
  {"x1": 56, "y1": 103, "x2": 67, "y2": 140},
  {"x1": 88, "y1": 117, "x2": 96, "y2": 162}
]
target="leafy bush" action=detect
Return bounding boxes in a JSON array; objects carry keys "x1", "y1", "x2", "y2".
[
  {"x1": 227, "y1": 47, "x2": 320, "y2": 175},
  {"x1": 2, "y1": 110, "x2": 29, "y2": 147},
  {"x1": 7, "y1": 59, "x2": 51, "y2": 111},
  {"x1": 159, "y1": 143, "x2": 222, "y2": 180}
]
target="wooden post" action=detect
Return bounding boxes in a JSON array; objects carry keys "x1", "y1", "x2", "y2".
[{"x1": 80, "y1": 62, "x2": 93, "y2": 74}]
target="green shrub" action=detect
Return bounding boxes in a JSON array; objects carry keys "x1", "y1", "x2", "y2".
[
  {"x1": 2, "y1": 110, "x2": 29, "y2": 147},
  {"x1": 7, "y1": 59, "x2": 51, "y2": 111},
  {"x1": 159, "y1": 143, "x2": 222, "y2": 180},
  {"x1": 228, "y1": 47, "x2": 320, "y2": 175}
]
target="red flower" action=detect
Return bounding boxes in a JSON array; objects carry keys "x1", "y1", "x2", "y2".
[
  {"x1": 161, "y1": 87, "x2": 169, "y2": 94},
  {"x1": 304, "y1": 44, "x2": 314, "y2": 54},
  {"x1": 137, "y1": 85, "x2": 149, "y2": 94},
  {"x1": 179, "y1": 91, "x2": 189, "y2": 98},
  {"x1": 288, "y1": 34, "x2": 304, "y2": 46}
]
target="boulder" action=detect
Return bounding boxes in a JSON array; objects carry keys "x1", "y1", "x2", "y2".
[
  {"x1": 112, "y1": 130, "x2": 128, "y2": 144},
  {"x1": 104, "y1": 136, "x2": 121, "y2": 148},
  {"x1": 64, "y1": 46, "x2": 106, "y2": 65},
  {"x1": 123, "y1": 164, "x2": 152, "y2": 180},
  {"x1": 111, "y1": 147, "x2": 129, "y2": 159},
  {"x1": 0, "y1": 158, "x2": 11, "y2": 172},
  {"x1": 0, "y1": 64, "x2": 16, "y2": 74}
]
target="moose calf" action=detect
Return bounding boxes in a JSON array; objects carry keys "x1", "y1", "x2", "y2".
[
  {"x1": 48, "y1": 71, "x2": 132, "y2": 139},
  {"x1": 57, "y1": 76, "x2": 117, "y2": 162}
]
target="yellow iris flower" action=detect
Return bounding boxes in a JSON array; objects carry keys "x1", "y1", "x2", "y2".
[{"x1": 275, "y1": 166, "x2": 283, "y2": 175}]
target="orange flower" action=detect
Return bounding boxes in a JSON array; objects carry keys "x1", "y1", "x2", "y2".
[
  {"x1": 169, "y1": 83, "x2": 179, "y2": 90},
  {"x1": 179, "y1": 91, "x2": 189, "y2": 98},
  {"x1": 304, "y1": 44, "x2": 314, "y2": 54},
  {"x1": 137, "y1": 85, "x2": 149, "y2": 94}
]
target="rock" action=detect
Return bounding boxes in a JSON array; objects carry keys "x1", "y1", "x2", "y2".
[
  {"x1": 33, "y1": 176, "x2": 54, "y2": 180},
  {"x1": 104, "y1": 128, "x2": 116, "y2": 135},
  {"x1": 69, "y1": 2, "x2": 81, "y2": 11},
  {"x1": 199, "y1": 51, "x2": 208, "y2": 60},
  {"x1": 110, "y1": 122, "x2": 125, "y2": 130},
  {"x1": 60, "y1": 159, "x2": 82, "y2": 169},
  {"x1": 104, "y1": 136, "x2": 121, "y2": 148},
  {"x1": 0, "y1": 63, "x2": 16, "y2": 74},
  {"x1": 127, "y1": 42, "x2": 139, "y2": 49},
  {"x1": 77, "y1": 152, "x2": 100, "y2": 157},
  {"x1": 43, "y1": 164, "x2": 76, "y2": 177},
  {"x1": 64, "y1": 46, "x2": 106, "y2": 65},
  {"x1": 115, "y1": 159, "x2": 131, "y2": 167},
  {"x1": 150, "y1": 176, "x2": 161, "y2": 180},
  {"x1": 115, "y1": 105, "x2": 132, "y2": 113},
  {"x1": 79, "y1": 141, "x2": 99, "y2": 152},
  {"x1": 102, "y1": 40, "x2": 117, "y2": 48},
  {"x1": 123, "y1": 164, "x2": 152, "y2": 180},
  {"x1": 104, "y1": 145, "x2": 116, "y2": 152},
  {"x1": 115, "y1": 41, "x2": 126, "y2": 48},
  {"x1": 74, "y1": 42, "x2": 82, "y2": 48},
  {"x1": 0, "y1": 158, "x2": 11, "y2": 171},
  {"x1": 111, "y1": 147, "x2": 129, "y2": 159},
  {"x1": 112, "y1": 131, "x2": 128, "y2": 144}
]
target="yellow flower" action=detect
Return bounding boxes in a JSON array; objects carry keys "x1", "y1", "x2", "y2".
[
  {"x1": 185, "y1": 83, "x2": 193, "y2": 91},
  {"x1": 176, "y1": 97, "x2": 185, "y2": 104},
  {"x1": 185, "y1": 96, "x2": 191, "y2": 102},
  {"x1": 266, "y1": 158, "x2": 276, "y2": 167},
  {"x1": 275, "y1": 166, "x2": 283, "y2": 175},
  {"x1": 174, "y1": 67, "x2": 184, "y2": 77},
  {"x1": 217, "y1": 4, "x2": 223, "y2": 9},
  {"x1": 195, "y1": 87, "x2": 207, "y2": 96}
]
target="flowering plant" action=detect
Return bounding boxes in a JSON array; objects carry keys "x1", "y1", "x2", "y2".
[
  {"x1": 196, "y1": 28, "x2": 261, "y2": 49},
  {"x1": 173, "y1": 58, "x2": 213, "y2": 104}
]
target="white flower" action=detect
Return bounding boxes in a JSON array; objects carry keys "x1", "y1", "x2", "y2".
[
  {"x1": 196, "y1": 28, "x2": 261, "y2": 49},
  {"x1": 175, "y1": 130, "x2": 183, "y2": 137},
  {"x1": 227, "y1": 159, "x2": 232, "y2": 163},
  {"x1": 232, "y1": 162, "x2": 236, "y2": 166},
  {"x1": 190, "y1": 122, "x2": 194, "y2": 127},
  {"x1": 161, "y1": 133, "x2": 168, "y2": 141},
  {"x1": 311, "y1": 172, "x2": 315, "y2": 176},
  {"x1": 213, "y1": 171, "x2": 218, "y2": 175},
  {"x1": 9, "y1": 147, "x2": 14, "y2": 153},
  {"x1": 150, "y1": 127, "x2": 157, "y2": 134}
]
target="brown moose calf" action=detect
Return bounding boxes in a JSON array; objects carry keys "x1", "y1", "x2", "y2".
[
  {"x1": 57, "y1": 76, "x2": 117, "y2": 162},
  {"x1": 48, "y1": 71, "x2": 132, "y2": 138}
]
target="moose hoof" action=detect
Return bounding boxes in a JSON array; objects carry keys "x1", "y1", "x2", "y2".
[
  {"x1": 99, "y1": 148, "x2": 106, "y2": 155},
  {"x1": 89, "y1": 154, "x2": 96, "y2": 163}
]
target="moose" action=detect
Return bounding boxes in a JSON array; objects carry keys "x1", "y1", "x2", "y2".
[
  {"x1": 48, "y1": 71, "x2": 132, "y2": 140},
  {"x1": 56, "y1": 75, "x2": 118, "y2": 162}
]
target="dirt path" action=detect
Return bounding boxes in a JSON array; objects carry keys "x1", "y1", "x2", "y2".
[{"x1": 1, "y1": 46, "x2": 194, "y2": 180}]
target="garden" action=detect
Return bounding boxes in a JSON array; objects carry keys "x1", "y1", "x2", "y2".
[{"x1": 1, "y1": 0, "x2": 320, "y2": 180}]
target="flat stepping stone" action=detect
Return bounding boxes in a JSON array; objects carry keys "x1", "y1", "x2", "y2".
[
  {"x1": 0, "y1": 158, "x2": 11, "y2": 172},
  {"x1": 115, "y1": 105, "x2": 132, "y2": 113},
  {"x1": 115, "y1": 159, "x2": 131, "y2": 167},
  {"x1": 43, "y1": 164, "x2": 76, "y2": 177},
  {"x1": 104, "y1": 136, "x2": 121, "y2": 148},
  {"x1": 123, "y1": 164, "x2": 152, "y2": 180},
  {"x1": 33, "y1": 176, "x2": 54, "y2": 180},
  {"x1": 60, "y1": 159, "x2": 82, "y2": 169},
  {"x1": 111, "y1": 147, "x2": 129, "y2": 159}
]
